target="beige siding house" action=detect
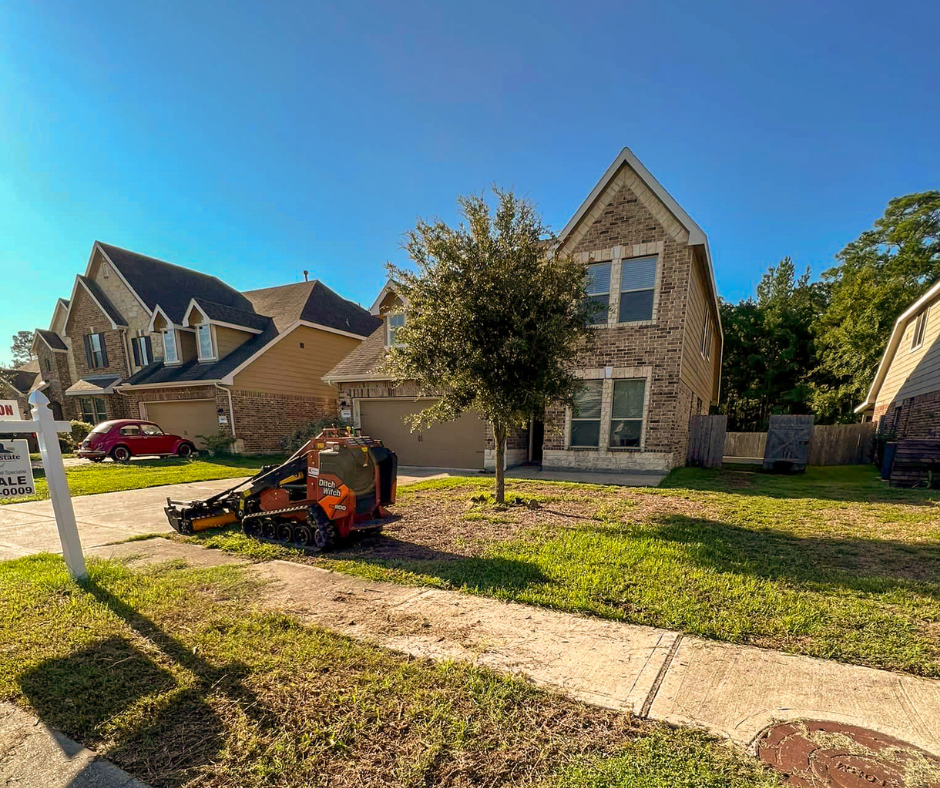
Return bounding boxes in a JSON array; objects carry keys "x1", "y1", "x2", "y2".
[
  {"x1": 326, "y1": 147, "x2": 723, "y2": 473},
  {"x1": 30, "y1": 242, "x2": 380, "y2": 454},
  {"x1": 856, "y1": 279, "x2": 940, "y2": 441}
]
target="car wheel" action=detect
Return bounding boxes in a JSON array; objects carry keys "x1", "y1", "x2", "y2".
[
  {"x1": 111, "y1": 446, "x2": 131, "y2": 463},
  {"x1": 177, "y1": 443, "x2": 194, "y2": 459}
]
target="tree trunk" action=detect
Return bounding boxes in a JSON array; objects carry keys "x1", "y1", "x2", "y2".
[{"x1": 494, "y1": 424, "x2": 506, "y2": 504}]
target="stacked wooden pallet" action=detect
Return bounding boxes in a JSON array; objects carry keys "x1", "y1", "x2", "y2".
[{"x1": 889, "y1": 440, "x2": 940, "y2": 487}]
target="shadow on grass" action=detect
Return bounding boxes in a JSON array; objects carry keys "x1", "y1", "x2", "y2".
[
  {"x1": 18, "y1": 581, "x2": 262, "y2": 788},
  {"x1": 661, "y1": 465, "x2": 940, "y2": 506},
  {"x1": 636, "y1": 514, "x2": 940, "y2": 592}
]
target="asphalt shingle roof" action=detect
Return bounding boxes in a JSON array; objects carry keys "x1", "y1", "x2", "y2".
[
  {"x1": 323, "y1": 324, "x2": 388, "y2": 380},
  {"x1": 98, "y1": 242, "x2": 256, "y2": 324},
  {"x1": 35, "y1": 329, "x2": 67, "y2": 351},
  {"x1": 0, "y1": 367, "x2": 39, "y2": 395},
  {"x1": 243, "y1": 281, "x2": 380, "y2": 337},
  {"x1": 193, "y1": 299, "x2": 271, "y2": 332},
  {"x1": 78, "y1": 275, "x2": 127, "y2": 326}
]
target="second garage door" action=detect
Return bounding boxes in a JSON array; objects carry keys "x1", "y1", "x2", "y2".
[
  {"x1": 359, "y1": 399, "x2": 486, "y2": 468},
  {"x1": 144, "y1": 400, "x2": 220, "y2": 449}
]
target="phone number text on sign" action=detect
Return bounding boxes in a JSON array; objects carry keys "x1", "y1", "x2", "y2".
[{"x1": 0, "y1": 440, "x2": 35, "y2": 498}]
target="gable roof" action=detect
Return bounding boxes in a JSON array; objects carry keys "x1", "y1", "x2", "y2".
[
  {"x1": 34, "y1": 329, "x2": 67, "y2": 352},
  {"x1": 184, "y1": 298, "x2": 270, "y2": 332},
  {"x1": 96, "y1": 242, "x2": 256, "y2": 324},
  {"x1": 557, "y1": 146, "x2": 722, "y2": 337},
  {"x1": 854, "y1": 279, "x2": 940, "y2": 413},
  {"x1": 243, "y1": 280, "x2": 381, "y2": 337},
  {"x1": 73, "y1": 275, "x2": 128, "y2": 328},
  {"x1": 323, "y1": 323, "x2": 390, "y2": 382},
  {"x1": 0, "y1": 367, "x2": 39, "y2": 395}
]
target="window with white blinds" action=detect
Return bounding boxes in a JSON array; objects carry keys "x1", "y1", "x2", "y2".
[
  {"x1": 585, "y1": 262, "x2": 612, "y2": 325},
  {"x1": 619, "y1": 256, "x2": 657, "y2": 322}
]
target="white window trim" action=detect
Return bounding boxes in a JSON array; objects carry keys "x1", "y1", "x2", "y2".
[
  {"x1": 910, "y1": 307, "x2": 929, "y2": 352},
  {"x1": 197, "y1": 322, "x2": 218, "y2": 362},
  {"x1": 585, "y1": 260, "x2": 613, "y2": 328},
  {"x1": 89, "y1": 333, "x2": 105, "y2": 368},
  {"x1": 564, "y1": 367, "x2": 651, "y2": 452},
  {"x1": 617, "y1": 254, "x2": 659, "y2": 326},
  {"x1": 385, "y1": 313, "x2": 406, "y2": 348},
  {"x1": 163, "y1": 329, "x2": 180, "y2": 365},
  {"x1": 133, "y1": 335, "x2": 151, "y2": 367},
  {"x1": 701, "y1": 310, "x2": 712, "y2": 361}
]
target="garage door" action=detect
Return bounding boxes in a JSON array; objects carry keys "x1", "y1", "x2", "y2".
[
  {"x1": 144, "y1": 400, "x2": 219, "y2": 449},
  {"x1": 359, "y1": 399, "x2": 486, "y2": 469}
]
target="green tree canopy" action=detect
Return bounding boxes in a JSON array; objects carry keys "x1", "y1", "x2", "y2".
[
  {"x1": 386, "y1": 189, "x2": 594, "y2": 502},
  {"x1": 10, "y1": 330, "x2": 34, "y2": 368},
  {"x1": 812, "y1": 191, "x2": 940, "y2": 421}
]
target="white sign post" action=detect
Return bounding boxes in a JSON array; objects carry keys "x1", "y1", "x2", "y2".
[{"x1": 1, "y1": 391, "x2": 86, "y2": 580}]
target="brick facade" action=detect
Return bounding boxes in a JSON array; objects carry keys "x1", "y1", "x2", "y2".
[
  {"x1": 65, "y1": 286, "x2": 129, "y2": 384},
  {"x1": 231, "y1": 389, "x2": 338, "y2": 454},
  {"x1": 874, "y1": 390, "x2": 940, "y2": 441},
  {"x1": 35, "y1": 343, "x2": 74, "y2": 420},
  {"x1": 543, "y1": 169, "x2": 701, "y2": 473}
]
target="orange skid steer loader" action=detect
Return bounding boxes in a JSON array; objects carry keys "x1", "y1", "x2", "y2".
[{"x1": 164, "y1": 429, "x2": 397, "y2": 551}]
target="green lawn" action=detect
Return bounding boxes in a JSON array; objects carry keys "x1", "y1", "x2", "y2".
[
  {"x1": 0, "y1": 554, "x2": 778, "y2": 788},
  {"x1": 185, "y1": 465, "x2": 940, "y2": 677},
  {"x1": 1, "y1": 456, "x2": 281, "y2": 505}
]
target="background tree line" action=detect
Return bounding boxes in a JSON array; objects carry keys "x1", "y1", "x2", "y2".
[{"x1": 719, "y1": 191, "x2": 940, "y2": 431}]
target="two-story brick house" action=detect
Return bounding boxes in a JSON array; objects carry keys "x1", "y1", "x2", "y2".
[
  {"x1": 325, "y1": 147, "x2": 723, "y2": 473},
  {"x1": 31, "y1": 242, "x2": 379, "y2": 453}
]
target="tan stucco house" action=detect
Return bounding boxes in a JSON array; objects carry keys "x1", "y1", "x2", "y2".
[
  {"x1": 29, "y1": 242, "x2": 379, "y2": 453},
  {"x1": 325, "y1": 147, "x2": 723, "y2": 473},
  {"x1": 855, "y1": 279, "x2": 940, "y2": 441}
]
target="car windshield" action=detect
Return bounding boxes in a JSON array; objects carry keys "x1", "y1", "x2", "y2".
[{"x1": 90, "y1": 422, "x2": 116, "y2": 434}]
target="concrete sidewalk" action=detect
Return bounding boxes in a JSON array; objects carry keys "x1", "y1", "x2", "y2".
[{"x1": 89, "y1": 540, "x2": 940, "y2": 756}]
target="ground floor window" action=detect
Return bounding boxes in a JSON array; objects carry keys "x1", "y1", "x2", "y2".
[
  {"x1": 570, "y1": 380, "x2": 603, "y2": 447},
  {"x1": 567, "y1": 375, "x2": 647, "y2": 450},
  {"x1": 79, "y1": 397, "x2": 108, "y2": 424}
]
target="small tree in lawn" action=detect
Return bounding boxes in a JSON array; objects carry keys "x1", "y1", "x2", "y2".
[{"x1": 386, "y1": 189, "x2": 595, "y2": 503}]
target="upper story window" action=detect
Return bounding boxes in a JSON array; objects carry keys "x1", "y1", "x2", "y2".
[
  {"x1": 44, "y1": 358, "x2": 51, "y2": 372},
  {"x1": 570, "y1": 380, "x2": 603, "y2": 447},
  {"x1": 387, "y1": 313, "x2": 406, "y2": 346},
  {"x1": 911, "y1": 309, "x2": 929, "y2": 351},
  {"x1": 83, "y1": 332, "x2": 108, "y2": 369},
  {"x1": 618, "y1": 256, "x2": 657, "y2": 323},
  {"x1": 585, "y1": 262, "x2": 611, "y2": 326},
  {"x1": 163, "y1": 329, "x2": 179, "y2": 364},
  {"x1": 701, "y1": 310, "x2": 712, "y2": 361},
  {"x1": 131, "y1": 336, "x2": 152, "y2": 367},
  {"x1": 197, "y1": 323, "x2": 215, "y2": 360}
]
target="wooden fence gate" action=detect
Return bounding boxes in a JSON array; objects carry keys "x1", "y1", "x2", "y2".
[
  {"x1": 763, "y1": 415, "x2": 814, "y2": 472},
  {"x1": 687, "y1": 415, "x2": 727, "y2": 469}
]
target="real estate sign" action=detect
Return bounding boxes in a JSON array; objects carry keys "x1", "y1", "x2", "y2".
[
  {"x1": 0, "y1": 400, "x2": 22, "y2": 420},
  {"x1": 0, "y1": 440, "x2": 35, "y2": 499}
]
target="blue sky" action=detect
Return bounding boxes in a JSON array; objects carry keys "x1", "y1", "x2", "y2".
[{"x1": 2, "y1": 0, "x2": 938, "y2": 364}]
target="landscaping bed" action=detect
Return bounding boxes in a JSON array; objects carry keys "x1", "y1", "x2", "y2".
[
  {"x1": 0, "y1": 555, "x2": 778, "y2": 788},
  {"x1": 183, "y1": 465, "x2": 940, "y2": 677},
  {"x1": 0, "y1": 455, "x2": 283, "y2": 505}
]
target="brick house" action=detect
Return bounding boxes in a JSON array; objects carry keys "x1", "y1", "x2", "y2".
[
  {"x1": 0, "y1": 360, "x2": 40, "y2": 420},
  {"x1": 325, "y1": 147, "x2": 723, "y2": 473},
  {"x1": 855, "y1": 279, "x2": 940, "y2": 441},
  {"x1": 30, "y1": 242, "x2": 379, "y2": 454}
]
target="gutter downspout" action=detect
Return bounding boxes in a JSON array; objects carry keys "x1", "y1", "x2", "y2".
[{"x1": 214, "y1": 382, "x2": 237, "y2": 449}]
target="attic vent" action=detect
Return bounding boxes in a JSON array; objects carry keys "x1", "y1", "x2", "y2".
[{"x1": 102, "y1": 263, "x2": 110, "y2": 278}]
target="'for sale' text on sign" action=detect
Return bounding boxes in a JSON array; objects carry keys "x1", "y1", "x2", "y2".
[{"x1": 0, "y1": 440, "x2": 35, "y2": 499}]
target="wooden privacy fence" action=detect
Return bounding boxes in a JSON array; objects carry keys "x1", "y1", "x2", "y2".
[
  {"x1": 719, "y1": 421, "x2": 876, "y2": 466},
  {"x1": 687, "y1": 414, "x2": 727, "y2": 469}
]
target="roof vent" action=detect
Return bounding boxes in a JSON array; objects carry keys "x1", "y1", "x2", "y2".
[{"x1": 303, "y1": 270, "x2": 309, "y2": 282}]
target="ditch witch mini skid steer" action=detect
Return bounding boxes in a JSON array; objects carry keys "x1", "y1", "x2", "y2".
[{"x1": 164, "y1": 429, "x2": 398, "y2": 551}]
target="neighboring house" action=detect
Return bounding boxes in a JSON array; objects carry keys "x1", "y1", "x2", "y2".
[
  {"x1": 855, "y1": 279, "x2": 940, "y2": 441},
  {"x1": 0, "y1": 359, "x2": 40, "y2": 419},
  {"x1": 31, "y1": 242, "x2": 380, "y2": 453},
  {"x1": 325, "y1": 147, "x2": 723, "y2": 473}
]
